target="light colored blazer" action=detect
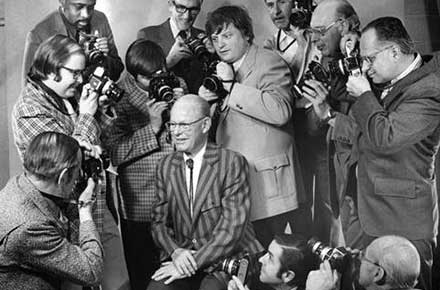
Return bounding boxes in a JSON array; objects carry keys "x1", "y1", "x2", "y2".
[
  {"x1": 152, "y1": 143, "x2": 263, "y2": 269},
  {"x1": 0, "y1": 174, "x2": 104, "y2": 290},
  {"x1": 216, "y1": 44, "x2": 305, "y2": 221}
]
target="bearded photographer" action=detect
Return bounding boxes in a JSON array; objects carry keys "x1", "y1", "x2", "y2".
[
  {"x1": 107, "y1": 39, "x2": 187, "y2": 290},
  {"x1": 12, "y1": 34, "x2": 129, "y2": 290},
  {"x1": 228, "y1": 234, "x2": 318, "y2": 290},
  {"x1": 0, "y1": 132, "x2": 104, "y2": 289},
  {"x1": 304, "y1": 16, "x2": 440, "y2": 290},
  {"x1": 305, "y1": 235, "x2": 422, "y2": 290},
  {"x1": 22, "y1": 0, "x2": 124, "y2": 86},
  {"x1": 138, "y1": 0, "x2": 211, "y2": 94}
]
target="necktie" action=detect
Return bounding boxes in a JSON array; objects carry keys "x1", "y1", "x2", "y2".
[{"x1": 186, "y1": 158, "x2": 194, "y2": 218}]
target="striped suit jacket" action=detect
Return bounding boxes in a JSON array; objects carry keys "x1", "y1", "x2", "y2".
[{"x1": 152, "y1": 143, "x2": 263, "y2": 269}]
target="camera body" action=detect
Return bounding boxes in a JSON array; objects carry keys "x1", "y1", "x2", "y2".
[
  {"x1": 289, "y1": 0, "x2": 315, "y2": 29},
  {"x1": 308, "y1": 238, "x2": 351, "y2": 273},
  {"x1": 202, "y1": 61, "x2": 229, "y2": 100},
  {"x1": 218, "y1": 253, "x2": 260, "y2": 285},
  {"x1": 328, "y1": 56, "x2": 362, "y2": 77},
  {"x1": 149, "y1": 71, "x2": 181, "y2": 103},
  {"x1": 88, "y1": 66, "x2": 124, "y2": 103},
  {"x1": 79, "y1": 32, "x2": 106, "y2": 65}
]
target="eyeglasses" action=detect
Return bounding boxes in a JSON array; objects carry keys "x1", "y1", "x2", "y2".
[
  {"x1": 361, "y1": 45, "x2": 394, "y2": 65},
  {"x1": 167, "y1": 116, "x2": 206, "y2": 131},
  {"x1": 309, "y1": 19, "x2": 341, "y2": 36},
  {"x1": 61, "y1": 66, "x2": 84, "y2": 80},
  {"x1": 171, "y1": 0, "x2": 201, "y2": 15}
]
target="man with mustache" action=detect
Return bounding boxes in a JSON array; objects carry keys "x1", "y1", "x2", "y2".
[{"x1": 22, "y1": 0, "x2": 123, "y2": 85}]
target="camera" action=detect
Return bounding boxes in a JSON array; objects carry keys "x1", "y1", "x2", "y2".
[
  {"x1": 88, "y1": 66, "x2": 124, "y2": 103},
  {"x1": 184, "y1": 33, "x2": 212, "y2": 63},
  {"x1": 328, "y1": 55, "x2": 362, "y2": 77},
  {"x1": 79, "y1": 32, "x2": 106, "y2": 65},
  {"x1": 202, "y1": 61, "x2": 229, "y2": 100},
  {"x1": 293, "y1": 61, "x2": 330, "y2": 98},
  {"x1": 308, "y1": 238, "x2": 351, "y2": 273},
  {"x1": 217, "y1": 253, "x2": 260, "y2": 285},
  {"x1": 149, "y1": 71, "x2": 181, "y2": 103},
  {"x1": 289, "y1": 0, "x2": 315, "y2": 29}
]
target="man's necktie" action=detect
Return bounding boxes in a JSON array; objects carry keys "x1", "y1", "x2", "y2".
[{"x1": 186, "y1": 158, "x2": 194, "y2": 218}]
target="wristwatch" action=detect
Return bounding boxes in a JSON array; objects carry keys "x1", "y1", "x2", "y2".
[{"x1": 322, "y1": 107, "x2": 336, "y2": 123}]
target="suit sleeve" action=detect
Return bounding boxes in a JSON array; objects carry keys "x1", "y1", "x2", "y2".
[
  {"x1": 108, "y1": 101, "x2": 160, "y2": 166},
  {"x1": 227, "y1": 53, "x2": 293, "y2": 126},
  {"x1": 151, "y1": 158, "x2": 180, "y2": 257},
  {"x1": 100, "y1": 15, "x2": 124, "y2": 81},
  {"x1": 22, "y1": 30, "x2": 42, "y2": 87},
  {"x1": 7, "y1": 220, "x2": 103, "y2": 286},
  {"x1": 352, "y1": 89, "x2": 440, "y2": 154},
  {"x1": 193, "y1": 153, "x2": 251, "y2": 269}
]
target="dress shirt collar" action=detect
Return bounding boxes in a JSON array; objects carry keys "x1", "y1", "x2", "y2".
[
  {"x1": 391, "y1": 53, "x2": 422, "y2": 85},
  {"x1": 232, "y1": 47, "x2": 250, "y2": 72},
  {"x1": 170, "y1": 17, "x2": 191, "y2": 39},
  {"x1": 183, "y1": 141, "x2": 207, "y2": 164}
]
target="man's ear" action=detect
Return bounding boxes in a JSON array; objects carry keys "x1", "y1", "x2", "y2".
[
  {"x1": 202, "y1": 117, "x2": 212, "y2": 134},
  {"x1": 373, "y1": 266, "x2": 386, "y2": 286},
  {"x1": 281, "y1": 270, "x2": 295, "y2": 284}
]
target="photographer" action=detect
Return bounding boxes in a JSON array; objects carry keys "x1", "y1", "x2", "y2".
[
  {"x1": 228, "y1": 234, "x2": 318, "y2": 290},
  {"x1": 0, "y1": 132, "x2": 103, "y2": 289},
  {"x1": 304, "y1": 16, "x2": 440, "y2": 290},
  {"x1": 22, "y1": 0, "x2": 124, "y2": 85},
  {"x1": 12, "y1": 34, "x2": 129, "y2": 290},
  {"x1": 138, "y1": 0, "x2": 209, "y2": 93},
  {"x1": 107, "y1": 39, "x2": 187, "y2": 290},
  {"x1": 305, "y1": 235, "x2": 421, "y2": 290}
]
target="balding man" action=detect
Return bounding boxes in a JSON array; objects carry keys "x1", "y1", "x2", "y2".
[
  {"x1": 148, "y1": 95, "x2": 263, "y2": 290},
  {"x1": 306, "y1": 235, "x2": 421, "y2": 290}
]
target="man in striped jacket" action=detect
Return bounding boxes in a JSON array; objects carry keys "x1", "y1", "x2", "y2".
[{"x1": 148, "y1": 94, "x2": 263, "y2": 290}]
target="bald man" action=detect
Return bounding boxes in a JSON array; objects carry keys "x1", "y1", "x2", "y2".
[{"x1": 148, "y1": 95, "x2": 262, "y2": 290}]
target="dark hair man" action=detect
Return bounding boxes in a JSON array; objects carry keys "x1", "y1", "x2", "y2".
[
  {"x1": 199, "y1": 5, "x2": 308, "y2": 249},
  {"x1": 138, "y1": 0, "x2": 208, "y2": 94},
  {"x1": 108, "y1": 39, "x2": 187, "y2": 290},
  {"x1": 229, "y1": 234, "x2": 318, "y2": 290},
  {"x1": 147, "y1": 94, "x2": 263, "y2": 290},
  {"x1": 22, "y1": 0, "x2": 124, "y2": 85},
  {"x1": 12, "y1": 34, "x2": 129, "y2": 290},
  {"x1": 304, "y1": 16, "x2": 440, "y2": 290},
  {"x1": 0, "y1": 132, "x2": 103, "y2": 289},
  {"x1": 306, "y1": 235, "x2": 421, "y2": 290}
]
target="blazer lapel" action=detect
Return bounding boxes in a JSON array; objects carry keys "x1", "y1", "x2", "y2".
[
  {"x1": 169, "y1": 154, "x2": 192, "y2": 228},
  {"x1": 192, "y1": 144, "x2": 220, "y2": 223},
  {"x1": 162, "y1": 19, "x2": 176, "y2": 54},
  {"x1": 236, "y1": 44, "x2": 257, "y2": 82}
]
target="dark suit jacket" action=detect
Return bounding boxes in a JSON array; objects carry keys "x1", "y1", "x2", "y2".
[
  {"x1": 22, "y1": 9, "x2": 124, "y2": 84},
  {"x1": 151, "y1": 143, "x2": 263, "y2": 269},
  {"x1": 0, "y1": 174, "x2": 103, "y2": 290},
  {"x1": 137, "y1": 19, "x2": 205, "y2": 94},
  {"x1": 333, "y1": 52, "x2": 440, "y2": 240}
]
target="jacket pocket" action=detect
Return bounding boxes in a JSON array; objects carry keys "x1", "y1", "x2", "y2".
[
  {"x1": 254, "y1": 154, "x2": 296, "y2": 198},
  {"x1": 374, "y1": 177, "x2": 416, "y2": 198}
]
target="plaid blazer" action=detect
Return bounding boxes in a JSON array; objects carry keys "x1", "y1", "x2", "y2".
[
  {"x1": 108, "y1": 74, "x2": 175, "y2": 222},
  {"x1": 11, "y1": 79, "x2": 110, "y2": 237},
  {"x1": 152, "y1": 143, "x2": 263, "y2": 269}
]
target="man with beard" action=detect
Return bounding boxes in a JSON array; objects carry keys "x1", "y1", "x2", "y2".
[
  {"x1": 137, "y1": 0, "x2": 208, "y2": 94},
  {"x1": 12, "y1": 35, "x2": 129, "y2": 290},
  {"x1": 22, "y1": 0, "x2": 123, "y2": 85}
]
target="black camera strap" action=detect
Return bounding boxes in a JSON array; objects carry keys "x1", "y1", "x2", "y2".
[{"x1": 276, "y1": 29, "x2": 297, "y2": 53}]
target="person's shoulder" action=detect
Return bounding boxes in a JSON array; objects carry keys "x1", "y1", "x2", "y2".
[
  {"x1": 138, "y1": 20, "x2": 169, "y2": 37},
  {"x1": 30, "y1": 10, "x2": 59, "y2": 34}
]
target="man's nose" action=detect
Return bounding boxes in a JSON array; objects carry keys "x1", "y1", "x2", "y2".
[{"x1": 80, "y1": 7, "x2": 91, "y2": 19}]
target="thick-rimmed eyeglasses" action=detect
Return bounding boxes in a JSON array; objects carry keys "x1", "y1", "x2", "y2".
[
  {"x1": 167, "y1": 116, "x2": 206, "y2": 131},
  {"x1": 171, "y1": 0, "x2": 200, "y2": 14},
  {"x1": 61, "y1": 66, "x2": 84, "y2": 80},
  {"x1": 361, "y1": 45, "x2": 394, "y2": 65},
  {"x1": 359, "y1": 251, "x2": 388, "y2": 280},
  {"x1": 309, "y1": 19, "x2": 341, "y2": 36}
]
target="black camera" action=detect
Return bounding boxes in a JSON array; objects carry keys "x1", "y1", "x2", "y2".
[
  {"x1": 88, "y1": 66, "x2": 124, "y2": 103},
  {"x1": 79, "y1": 32, "x2": 106, "y2": 65},
  {"x1": 289, "y1": 0, "x2": 315, "y2": 29},
  {"x1": 149, "y1": 71, "x2": 181, "y2": 103},
  {"x1": 217, "y1": 253, "x2": 260, "y2": 285},
  {"x1": 308, "y1": 238, "x2": 351, "y2": 273},
  {"x1": 328, "y1": 55, "x2": 362, "y2": 77},
  {"x1": 293, "y1": 61, "x2": 330, "y2": 98},
  {"x1": 202, "y1": 61, "x2": 229, "y2": 100},
  {"x1": 184, "y1": 33, "x2": 211, "y2": 62}
]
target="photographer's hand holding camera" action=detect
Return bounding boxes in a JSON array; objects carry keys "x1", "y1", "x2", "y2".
[
  {"x1": 198, "y1": 61, "x2": 234, "y2": 104},
  {"x1": 167, "y1": 34, "x2": 193, "y2": 69},
  {"x1": 305, "y1": 261, "x2": 340, "y2": 290}
]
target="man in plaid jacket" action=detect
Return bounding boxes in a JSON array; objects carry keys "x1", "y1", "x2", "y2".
[
  {"x1": 108, "y1": 39, "x2": 187, "y2": 290},
  {"x1": 11, "y1": 35, "x2": 129, "y2": 290}
]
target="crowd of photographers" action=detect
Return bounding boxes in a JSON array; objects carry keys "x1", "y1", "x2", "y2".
[{"x1": 0, "y1": 0, "x2": 439, "y2": 290}]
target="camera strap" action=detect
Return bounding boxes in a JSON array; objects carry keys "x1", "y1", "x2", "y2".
[{"x1": 276, "y1": 29, "x2": 296, "y2": 53}]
